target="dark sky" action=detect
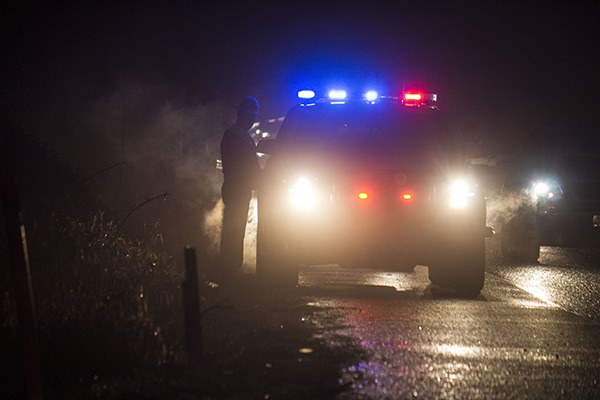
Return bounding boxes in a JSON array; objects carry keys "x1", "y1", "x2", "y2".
[{"x1": 2, "y1": 1, "x2": 599, "y2": 131}]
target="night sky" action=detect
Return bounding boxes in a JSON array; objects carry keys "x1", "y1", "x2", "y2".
[{"x1": 2, "y1": 1, "x2": 599, "y2": 146}]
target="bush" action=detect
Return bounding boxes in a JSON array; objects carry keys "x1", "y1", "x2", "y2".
[
  {"x1": 1, "y1": 125, "x2": 202, "y2": 398},
  {"x1": 27, "y1": 210, "x2": 185, "y2": 398}
]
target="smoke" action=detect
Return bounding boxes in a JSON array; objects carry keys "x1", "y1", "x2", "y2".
[
  {"x1": 473, "y1": 164, "x2": 537, "y2": 232},
  {"x1": 202, "y1": 199, "x2": 224, "y2": 257},
  {"x1": 242, "y1": 195, "x2": 258, "y2": 273},
  {"x1": 22, "y1": 78, "x2": 242, "y2": 258},
  {"x1": 200, "y1": 194, "x2": 258, "y2": 273},
  {"x1": 36, "y1": 77, "x2": 263, "y2": 269},
  {"x1": 486, "y1": 188, "x2": 534, "y2": 232}
]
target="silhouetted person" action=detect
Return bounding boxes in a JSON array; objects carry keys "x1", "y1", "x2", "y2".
[{"x1": 218, "y1": 96, "x2": 261, "y2": 280}]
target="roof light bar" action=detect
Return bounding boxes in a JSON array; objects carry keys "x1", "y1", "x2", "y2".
[{"x1": 295, "y1": 88, "x2": 438, "y2": 106}]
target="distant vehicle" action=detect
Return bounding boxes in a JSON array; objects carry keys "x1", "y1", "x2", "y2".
[
  {"x1": 498, "y1": 129, "x2": 600, "y2": 262},
  {"x1": 255, "y1": 88, "x2": 494, "y2": 297}
]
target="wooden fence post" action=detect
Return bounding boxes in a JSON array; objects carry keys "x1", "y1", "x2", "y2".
[
  {"x1": 1, "y1": 176, "x2": 43, "y2": 400},
  {"x1": 182, "y1": 246, "x2": 202, "y2": 369}
]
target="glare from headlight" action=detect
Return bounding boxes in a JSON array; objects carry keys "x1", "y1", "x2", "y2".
[
  {"x1": 448, "y1": 179, "x2": 475, "y2": 209},
  {"x1": 289, "y1": 177, "x2": 317, "y2": 210},
  {"x1": 531, "y1": 180, "x2": 563, "y2": 201},
  {"x1": 532, "y1": 182, "x2": 550, "y2": 197}
]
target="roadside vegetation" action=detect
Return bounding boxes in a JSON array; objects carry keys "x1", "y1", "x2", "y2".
[
  {"x1": 1, "y1": 130, "x2": 359, "y2": 399},
  {"x1": 1, "y1": 131, "x2": 186, "y2": 398}
]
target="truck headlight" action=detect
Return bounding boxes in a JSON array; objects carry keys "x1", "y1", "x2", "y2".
[
  {"x1": 289, "y1": 177, "x2": 317, "y2": 210},
  {"x1": 448, "y1": 179, "x2": 476, "y2": 209}
]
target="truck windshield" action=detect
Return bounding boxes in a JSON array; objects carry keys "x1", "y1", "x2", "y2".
[{"x1": 277, "y1": 102, "x2": 459, "y2": 169}]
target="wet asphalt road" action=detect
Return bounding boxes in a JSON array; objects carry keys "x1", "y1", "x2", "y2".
[{"x1": 295, "y1": 240, "x2": 600, "y2": 399}]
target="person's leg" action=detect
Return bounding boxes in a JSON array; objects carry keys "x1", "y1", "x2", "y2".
[{"x1": 219, "y1": 188, "x2": 251, "y2": 275}]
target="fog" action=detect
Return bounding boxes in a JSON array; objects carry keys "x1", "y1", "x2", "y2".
[
  {"x1": 18, "y1": 78, "x2": 251, "y2": 261},
  {"x1": 12, "y1": 76, "x2": 554, "y2": 270},
  {"x1": 486, "y1": 190, "x2": 533, "y2": 233}
]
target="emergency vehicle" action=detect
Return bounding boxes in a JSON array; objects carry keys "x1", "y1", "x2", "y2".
[
  {"x1": 256, "y1": 88, "x2": 493, "y2": 297},
  {"x1": 499, "y1": 128, "x2": 600, "y2": 261}
]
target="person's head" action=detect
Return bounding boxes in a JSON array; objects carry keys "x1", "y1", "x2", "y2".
[{"x1": 235, "y1": 96, "x2": 259, "y2": 130}]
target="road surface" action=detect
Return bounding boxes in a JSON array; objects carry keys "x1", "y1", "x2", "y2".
[{"x1": 295, "y1": 241, "x2": 600, "y2": 399}]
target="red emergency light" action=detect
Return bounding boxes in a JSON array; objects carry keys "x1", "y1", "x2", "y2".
[
  {"x1": 401, "y1": 92, "x2": 437, "y2": 108},
  {"x1": 403, "y1": 93, "x2": 423, "y2": 101}
]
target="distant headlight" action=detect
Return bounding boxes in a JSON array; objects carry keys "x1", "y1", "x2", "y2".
[
  {"x1": 448, "y1": 179, "x2": 476, "y2": 209},
  {"x1": 289, "y1": 177, "x2": 317, "y2": 210},
  {"x1": 532, "y1": 182, "x2": 550, "y2": 197},
  {"x1": 531, "y1": 180, "x2": 561, "y2": 201}
]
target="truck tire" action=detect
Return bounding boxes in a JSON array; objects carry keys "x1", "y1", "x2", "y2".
[
  {"x1": 501, "y1": 211, "x2": 540, "y2": 263},
  {"x1": 450, "y1": 235, "x2": 485, "y2": 297},
  {"x1": 429, "y1": 225, "x2": 485, "y2": 298}
]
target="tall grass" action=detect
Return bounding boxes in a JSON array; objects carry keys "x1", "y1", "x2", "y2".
[
  {"x1": 29, "y1": 210, "x2": 185, "y2": 398},
  {"x1": 1, "y1": 131, "x2": 190, "y2": 398}
]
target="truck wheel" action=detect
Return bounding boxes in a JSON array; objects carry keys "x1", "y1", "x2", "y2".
[
  {"x1": 450, "y1": 236, "x2": 485, "y2": 297},
  {"x1": 501, "y1": 212, "x2": 540, "y2": 263},
  {"x1": 429, "y1": 232, "x2": 485, "y2": 298}
]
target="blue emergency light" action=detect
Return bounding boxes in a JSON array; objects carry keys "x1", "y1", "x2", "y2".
[
  {"x1": 364, "y1": 90, "x2": 378, "y2": 102},
  {"x1": 328, "y1": 90, "x2": 347, "y2": 101},
  {"x1": 297, "y1": 90, "x2": 316, "y2": 99}
]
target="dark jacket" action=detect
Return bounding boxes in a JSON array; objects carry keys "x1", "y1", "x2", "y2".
[{"x1": 220, "y1": 123, "x2": 261, "y2": 195}]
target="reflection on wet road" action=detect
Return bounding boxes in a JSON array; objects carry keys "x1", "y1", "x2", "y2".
[
  {"x1": 490, "y1": 246, "x2": 600, "y2": 320},
  {"x1": 297, "y1": 245, "x2": 600, "y2": 399}
]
